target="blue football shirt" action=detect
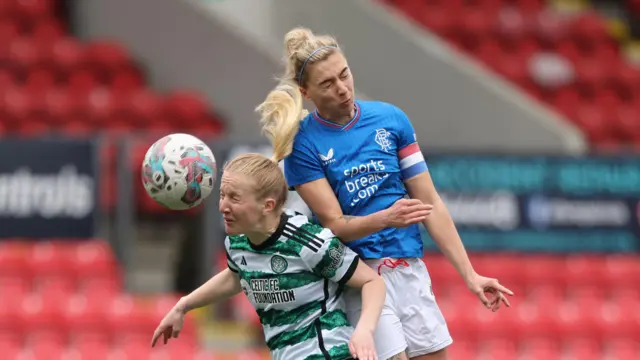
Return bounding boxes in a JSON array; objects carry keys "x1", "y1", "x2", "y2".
[{"x1": 283, "y1": 100, "x2": 429, "y2": 259}]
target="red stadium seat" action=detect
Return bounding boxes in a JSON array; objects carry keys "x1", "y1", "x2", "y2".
[
  {"x1": 14, "y1": 0, "x2": 54, "y2": 19},
  {"x1": 34, "y1": 276, "x2": 75, "y2": 302},
  {"x1": 423, "y1": 254, "x2": 459, "y2": 284},
  {"x1": 0, "y1": 19, "x2": 20, "y2": 45},
  {"x1": 523, "y1": 286, "x2": 563, "y2": 322},
  {"x1": 575, "y1": 104, "x2": 614, "y2": 143},
  {"x1": 563, "y1": 338, "x2": 602, "y2": 360},
  {"x1": 494, "y1": 52, "x2": 530, "y2": 85},
  {"x1": 563, "y1": 254, "x2": 608, "y2": 286},
  {"x1": 63, "y1": 293, "x2": 110, "y2": 337},
  {"x1": 127, "y1": 89, "x2": 163, "y2": 126},
  {"x1": 458, "y1": 7, "x2": 496, "y2": 37},
  {"x1": 615, "y1": 63, "x2": 640, "y2": 91},
  {"x1": 9, "y1": 37, "x2": 40, "y2": 72},
  {"x1": 164, "y1": 91, "x2": 210, "y2": 126},
  {"x1": 603, "y1": 255, "x2": 639, "y2": 287},
  {"x1": 384, "y1": 0, "x2": 638, "y2": 146},
  {"x1": 0, "y1": 275, "x2": 29, "y2": 299},
  {"x1": 31, "y1": 17, "x2": 65, "y2": 44},
  {"x1": 606, "y1": 339, "x2": 640, "y2": 360},
  {"x1": 556, "y1": 299, "x2": 604, "y2": 339},
  {"x1": 439, "y1": 299, "x2": 480, "y2": 340},
  {"x1": 45, "y1": 87, "x2": 83, "y2": 123},
  {"x1": 601, "y1": 296, "x2": 640, "y2": 340},
  {"x1": 521, "y1": 255, "x2": 565, "y2": 287},
  {"x1": 446, "y1": 339, "x2": 474, "y2": 360},
  {"x1": 0, "y1": 295, "x2": 24, "y2": 336},
  {"x1": 476, "y1": 338, "x2": 518, "y2": 359},
  {"x1": 18, "y1": 344, "x2": 65, "y2": 360},
  {"x1": 0, "y1": 241, "x2": 29, "y2": 277},
  {"x1": 417, "y1": 6, "x2": 457, "y2": 37},
  {"x1": 67, "y1": 68, "x2": 100, "y2": 96},
  {"x1": 550, "y1": 87, "x2": 581, "y2": 119},
  {"x1": 106, "y1": 294, "x2": 165, "y2": 341},
  {"x1": 615, "y1": 105, "x2": 640, "y2": 139},
  {"x1": 61, "y1": 343, "x2": 111, "y2": 360},
  {"x1": 515, "y1": 302, "x2": 561, "y2": 338},
  {"x1": 566, "y1": 284, "x2": 605, "y2": 303},
  {"x1": 70, "y1": 240, "x2": 119, "y2": 285},
  {"x1": 78, "y1": 274, "x2": 121, "y2": 299},
  {"x1": 84, "y1": 41, "x2": 132, "y2": 80},
  {"x1": 18, "y1": 292, "x2": 68, "y2": 336},
  {"x1": 109, "y1": 341, "x2": 154, "y2": 360},
  {"x1": 25, "y1": 67, "x2": 57, "y2": 93},
  {"x1": 568, "y1": 12, "x2": 610, "y2": 44},
  {"x1": 519, "y1": 338, "x2": 562, "y2": 360},
  {"x1": 574, "y1": 58, "x2": 612, "y2": 87},
  {"x1": 109, "y1": 68, "x2": 144, "y2": 93},
  {"x1": 51, "y1": 37, "x2": 85, "y2": 75},
  {"x1": 471, "y1": 305, "x2": 520, "y2": 340},
  {"x1": 0, "y1": 337, "x2": 21, "y2": 360},
  {"x1": 25, "y1": 241, "x2": 73, "y2": 280}
]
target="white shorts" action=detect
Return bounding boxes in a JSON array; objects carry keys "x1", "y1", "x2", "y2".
[{"x1": 344, "y1": 258, "x2": 453, "y2": 359}]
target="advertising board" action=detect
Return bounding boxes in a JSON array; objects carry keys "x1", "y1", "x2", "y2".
[
  {"x1": 0, "y1": 138, "x2": 99, "y2": 238},
  {"x1": 424, "y1": 154, "x2": 640, "y2": 252}
]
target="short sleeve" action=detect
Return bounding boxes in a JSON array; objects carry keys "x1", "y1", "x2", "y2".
[
  {"x1": 392, "y1": 105, "x2": 418, "y2": 150},
  {"x1": 224, "y1": 237, "x2": 239, "y2": 273},
  {"x1": 300, "y1": 225, "x2": 359, "y2": 285},
  {"x1": 283, "y1": 134, "x2": 325, "y2": 188}
]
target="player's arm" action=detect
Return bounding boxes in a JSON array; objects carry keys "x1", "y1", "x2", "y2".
[
  {"x1": 304, "y1": 230, "x2": 385, "y2": 336},
  {"x1": 285, "y1": 136, "x2": 399, "y2": 242},
  {"x1": 151, "y1": 266, "x2": 242, "y2": 346},
  {"x1": 344, "y1": 260, "x2": 386, "y2": 335},
  {"x1": 294, "y1": 179, "x2": 393, "y2": 242},
  {"x1": 404, "y1": 172, "x2": 476, "y2": 285},
  {"x1": 175, "y1": 268, "x2": 243, "y2": 313},
  {"x1": 392, "y1": 105, "x2": 477, "y2": 285},
  {"x1": 176, "y1": 242, "x2": 244, "y2": 312}
]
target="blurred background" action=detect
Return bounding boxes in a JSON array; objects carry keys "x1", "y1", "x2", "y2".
[{"x1": 0, "y1": 0, "x2": 639, "y2": 359}]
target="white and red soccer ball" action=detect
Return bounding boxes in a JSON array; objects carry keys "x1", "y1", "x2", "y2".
[{"x1": 141, "y1": 133, "x2": 217, "y2": 210}]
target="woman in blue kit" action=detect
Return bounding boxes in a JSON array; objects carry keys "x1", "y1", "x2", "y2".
[{"x1": 255, "y1": 27, "x2": 514, "y2": 360}]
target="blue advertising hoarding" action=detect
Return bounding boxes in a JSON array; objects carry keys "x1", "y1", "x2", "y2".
[
  {"x1": 217, "y1": 145, "x2": 640, "y2": 253},
  {"x1": 421, "y1": 154, "x2": 640, "y2": 253},
  {"x1": 0, "y1": 138, "x2": 99, "y2": 238}
]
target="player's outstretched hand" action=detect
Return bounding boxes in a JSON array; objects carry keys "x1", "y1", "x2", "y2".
[
  {"x1": 466, "y1": 273, "x2": 514, "y2": 312},
  {"x1": 385, "y1": 198, "x2": 433, "y2": 228},
  {"x1": 348, "y1": 327, "x2": 378, "y2": 360},
  {"x1": 150, "y1": 304, "x2": 186, "y2": 347}
]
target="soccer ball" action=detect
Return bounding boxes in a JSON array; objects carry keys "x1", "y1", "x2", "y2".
[{"x1": 141, "y1": 133, "x2": 217, "y2": 210}]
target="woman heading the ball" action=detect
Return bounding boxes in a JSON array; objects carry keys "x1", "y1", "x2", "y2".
[
  {"x1": 151, "y1": 153, "x2": 387, "y2": 360},
  {"x1": 256, "y1": 27, "x2": 514, "y2": 360}
]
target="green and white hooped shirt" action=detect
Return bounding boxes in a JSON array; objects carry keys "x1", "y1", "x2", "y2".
[{"x1": 225, "y1": 212, "x2": 359, "y2": 360}]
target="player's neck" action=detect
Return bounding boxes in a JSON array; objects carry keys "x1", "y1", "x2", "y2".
[
  {"x1": 317, "y1": 107, "x2": 355, "y2": 125},
  {"x1": 246, "y1": 214, "x2": 281, "y2": 245}
]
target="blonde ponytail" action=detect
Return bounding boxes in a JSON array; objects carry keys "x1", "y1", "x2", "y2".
[
  {"x1": 256, "y1": 81, "x2": 309, "y2": 162},
  {"x1": 256, "y1": 27, "x2": 340, "y2": 162}
]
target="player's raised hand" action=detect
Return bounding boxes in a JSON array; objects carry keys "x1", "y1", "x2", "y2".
[
  {"x1": 348, "y1": 327, "x2": 378, "y2": 360},
  {"x1": 466, "y1": 273, "x2": 514, "y2": 312},
  {"x1": 150, "y1": 304, "x2": 186, "y2": 347},
  {"x1": 384, "y1": 198, "x2": 433, "y2": 228}
]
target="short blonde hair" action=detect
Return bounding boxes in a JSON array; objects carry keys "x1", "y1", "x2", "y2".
[
  {"x1": 223, "y1": 153, "x2": 288, "y2": 210},
  {"x1": 256, "y1": 27, "x2": 340, "y2": 162}
]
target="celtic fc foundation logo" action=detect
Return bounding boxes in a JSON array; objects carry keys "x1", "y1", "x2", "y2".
[{"x1": 270, "y1": 255, "x2": 288, "y2": 274}]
